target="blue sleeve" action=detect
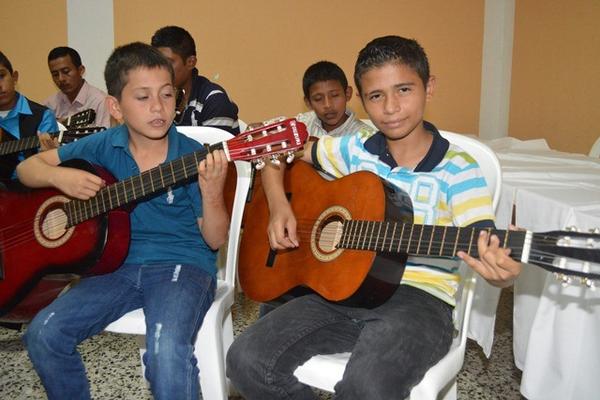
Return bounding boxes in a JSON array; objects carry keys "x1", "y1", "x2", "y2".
[
  {"x1": 57, "y1": 129, "x2": 108, "y2": 165},
  {"x1": 38, "y1": 109, "x2": 59, "y2": 133}
]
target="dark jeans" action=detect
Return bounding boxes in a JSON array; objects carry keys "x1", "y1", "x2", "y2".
[
  {"x1": 227, "y1": 284, "x2": 453, "y2": 400},
  {"x1": 23, "y1": 263, "x2": 215, "y2": 400}
]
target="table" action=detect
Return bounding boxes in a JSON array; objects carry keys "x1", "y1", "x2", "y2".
[{"x1": 485, "y1": 137, "x2": 600, "y2": 400}]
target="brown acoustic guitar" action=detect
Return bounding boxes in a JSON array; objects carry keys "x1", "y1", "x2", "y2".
[{"x1": 238, "y1": 162, "x2": 600, "y2": 308}]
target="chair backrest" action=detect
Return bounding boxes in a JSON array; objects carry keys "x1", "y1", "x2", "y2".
[
  {"x1": 176, "y1": 126, "x2": 253, "y2": 287},
  {"x1": 439, "y1": 130, "x2": 502, "y2": 211},
  {"x1": 238, "y1": 119, "x2": 247, "y2": 132},
  {"x1": 590, "y1": 137, "x2": 600, "y2": 157}
]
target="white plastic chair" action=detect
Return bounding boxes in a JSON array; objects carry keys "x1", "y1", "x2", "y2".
[
  {"x1": 589, "y1": 137, "x2": 600, "y2": 157},
  {"x1": 293, "y1": 129, "x2": 502, "y2": 400},
  {"x1": 105, "y1": 126, "x2": 252, "y2": 400}
]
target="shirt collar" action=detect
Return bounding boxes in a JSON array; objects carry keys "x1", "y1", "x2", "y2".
[
  {"x1": 363, "y1": 120, "x2": 449, "y2": 172},
  {"x1": 5, "y1": 92, "x2": 32, "y2": 118},
  {"x1": 110, "y1": 123, "x2": 180, "y2": 161}
]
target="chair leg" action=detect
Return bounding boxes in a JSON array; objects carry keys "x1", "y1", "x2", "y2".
[
  {"x1": 439, "y1": 379, "x2": 457, "y2": 400},
  {"x1": 197, "y1": 313, "x2": 229, "y2": 400}
]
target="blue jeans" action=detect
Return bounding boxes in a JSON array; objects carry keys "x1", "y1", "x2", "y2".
[
  {"x1": 227, "y1": 285, "x2": 453, "y2": 400},
  {"x1": 23, "y1": 263, "x2": 215, "y2": 400}
]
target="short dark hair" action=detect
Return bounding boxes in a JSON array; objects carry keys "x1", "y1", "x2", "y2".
[
  {"x1": 104, "y1": 42, "x2": 174, "y2": 99},
  {"x1": 151, "y1": 26, "x2": 196, "y2": 60},
  {"x1": 48, "y1": 46, "x2": 83, "y2": 67},
  {"x1": 0, "y1": 51, "x2": 14, "y2": 74},
  {"x1": 354, "y1": 35, "x2": 430, "y2": 95},
  {"x1": 302, "y1": 61, "x2": 348, "y2": 98}
]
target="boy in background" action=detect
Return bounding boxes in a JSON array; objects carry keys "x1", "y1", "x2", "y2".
[
  {"x1": 0, "y1": 51, "x2": 58, "y2": 184},
  {"x1": 227, "y1": 36, "x2": 521, "y2": 399},
  {"x1": 18, "y1": 42, "x2": 230, "y2": 400},
  {"x1": 44, "y1": 46, "x2": 111, "y2": 128},
  {"x1": 151, "y1": 25, "x2": 240, "y2": 134},
  {"x1": 297, "y1": 60, "x2": 373, "y2": 137}
]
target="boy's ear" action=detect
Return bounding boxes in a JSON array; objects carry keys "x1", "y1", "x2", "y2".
[
  {"x1": 185, "y1": 55, "x2": 197, "y2": 71},
  {"x1": 425, "y1": 75, "x2": 436, "y2": 100},
  {"x1": 106, "y1": 95, "x2": 123, "y2": 123},
  {"x1": 303, "y1": 96, "x2": 313, "y2": 110},
  {"x1": 345, "y1": 86, "x2": 353, "y2": 101},
  {"x1": 12, "y1": 70, "x2": 19, "y2": 83}
]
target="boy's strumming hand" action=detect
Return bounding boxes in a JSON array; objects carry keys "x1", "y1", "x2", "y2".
[
  {"x1": 197, "y1": 149, "x2": 228, "y2": 202},
  {"x1": 457, "y1": 225, "x2": 522, "y2": 288},
  {"x1": 267, "y1": 200, "x2": 299, "y2": 250},
  {"x1": 53, "y1": 168, "x2": 105, "y2": 200}
]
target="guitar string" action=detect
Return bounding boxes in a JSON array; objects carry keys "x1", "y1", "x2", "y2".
[{"x1": 0, "y1": 145, "x2": 293, "y2": 249}]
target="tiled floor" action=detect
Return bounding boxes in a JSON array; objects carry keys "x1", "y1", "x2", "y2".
[{"x1": 0, "y1": 288, "x2": 523, "y2": 399}]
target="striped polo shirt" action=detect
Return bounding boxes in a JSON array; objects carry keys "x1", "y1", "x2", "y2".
[{"x1": 312, "y1": 121, "x2": 495, "y2": 305}]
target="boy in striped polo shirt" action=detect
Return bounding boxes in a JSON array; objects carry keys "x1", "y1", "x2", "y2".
[{"x1": 227, "y1": 36, "x2": 521, "y2": 399}]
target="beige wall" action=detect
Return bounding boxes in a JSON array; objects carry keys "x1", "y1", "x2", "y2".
[
  {"x1": 8, "y1": 1, "x2": 599, "y2": 154},
  {"x1": 1, "y1": 1, "x2": 67, "y2": 104},
  {"x1": 510, "y1": 0, "x2": 600, "y2": 153},
  {"x1": 113, "y1": 0, "x2": 484, "y2": 134}
]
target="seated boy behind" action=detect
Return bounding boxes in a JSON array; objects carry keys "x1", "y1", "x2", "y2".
[
  {"x1": 17, "y1": 42, "x2": 229, "y2": 400},
  {"x1": 296, "y1": 60, "x2": 374, "y2": 137}
]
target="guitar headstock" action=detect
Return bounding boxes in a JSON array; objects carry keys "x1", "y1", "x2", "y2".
[
  {"x1": 225, "y1": 118, "x2": 309, "y2": 167},
  {"x1": 65, "y1": 109, "x2": 96, "y2": 128},
  {"x1": 528, "y1": 228, "x2": 600, "y2": 289},
  {"x1": 59, "y1": 127, "x2": 106, "y2": 144}
]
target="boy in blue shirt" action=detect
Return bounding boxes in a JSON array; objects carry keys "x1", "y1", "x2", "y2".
[
  {"x1": 227, "y1": 36, "x2": 521, "y2": 399},
  {"x1": 17, "y1": 42, "x2": 230, "y2": 400},
  {"x1": 0, "y1": 51, "x2": 58, "y2": 184}
]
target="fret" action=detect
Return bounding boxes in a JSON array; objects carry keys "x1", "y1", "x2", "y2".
[
  {"x1": 457, "y1": 227, "x2": 473, "y2": 255},
  {"x1": 366, "y1": 221, "x2": 373, "y2": 250},
  {"x1": 388, "y1": 222, "x2": 397, "y2": 252},
  {"x1": 381, "y1": 222, "x2": 389, "y2": 252},
  {"x1": 416, "y1": 224, "x2": 425, "y2": 255},
  {"x1": 348, "y1": 220, "x2": 357, "y2": 249},
  {"x1": 440, "y1": 226, "x2": 447, "y2": 256},
  {"x1": 503, "y1": 229, "x2": 509, "y2": 248},
  {"x1": 99, "y1": 188, "x2": 107, "y2": 214},
  {"x1": 397, "y1": 223, "x2": 406, "y2": 253},
  {"x1": 148, "y1": 169, "x2": 156, "y2": 193},
  {"x1": 427, "y1": 225, "x2": 435, "y2": 255},
  {"x1": 139, "y1": 173, "x2": 146, "y2": 197},
  {"x1": 407, "y1": 224, "x2": 416, "y2": 254},
  {"x1": 374, "y1": 222, "x2": 383, "y2": 251},
  {"x1": 453, "y1": 227, "x2": 460, "y2": 256},
  {"x1": 159, "y1": 166, "x2": 166, "y2": 188},
  {"x1": 114, "y1": 184, "x2": 120, "y2": 208},
  {"x1": 169, "y1": 162, "x2": 176, "y2": 185},
  {"x1": 93, "y1": 196, "x2": 100, "y2": 218},
  {"x1": 339, "y1": 221, "x2": 347, "y2": 248},
  {"x1": 467, "y1": 228, "x2": 475, "y2": 255},
  {"x1": 120, "y1": 180, "x2": 128, "y2": 204},
  {"x1": 130, "y1": 177, "x2": 137, "y2": 201}
]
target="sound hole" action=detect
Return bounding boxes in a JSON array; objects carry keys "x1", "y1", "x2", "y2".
[
  {"x1": 41, "y1": 208, "x2": 68, "y2": 240},
  {"x1": 317, "y1": 218, "x2": 344, "y2": 253},
  {"x1": 34, "y1": 195, "x2": 74, "y2": 249},
  {"x1": 311, "y1": 206, "x2": 351, "y2": 262}
]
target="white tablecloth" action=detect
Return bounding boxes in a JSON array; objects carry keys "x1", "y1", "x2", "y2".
[{"x1": 484, "y1": 137, "x2": 600, "y2": 400}]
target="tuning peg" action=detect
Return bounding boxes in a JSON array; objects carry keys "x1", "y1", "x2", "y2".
[
  {"x1": 580, "y1": 277, "x2": 596, "y2": 290},
  {"x1": 589, "y1": 228, "x2": 600, "y2": 234},
  {"x1": 565, "y1": 226, "x2": 579, "y2": 232},
  {"x1": 554, "y1": 273, "x2": 572, "y2": 287},
  {"x1": 270, "y1": 155, "x2": 281, "y2": 166},
  {"x1": 286, "y1": 151, "x2": 295, "y2": 163},
  {"x1": 254, "y1": 158, "x2": 266, "y2": 170}
]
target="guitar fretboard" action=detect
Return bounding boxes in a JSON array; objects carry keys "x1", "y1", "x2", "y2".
[
  {"x1": 338, "y1": 220, "x2": 526, "y2": 259},
  {"x1": 0, "y1": 135, "x2": 50, "y2": 156},
  {"x1": 65, "y1": 143, "x2": 222, "y2": 227}
]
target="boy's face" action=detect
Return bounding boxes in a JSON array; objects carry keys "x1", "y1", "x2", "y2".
[
  {"x1": 156, "y1": 47, "x2": 195, "y2": 89},
  {"x1": 107, "y1": 66, "x2": 176, "y2": 140},
  {"x1": 305, "y1": 80, "x2": 352, "y2": 132},
  {"x1": 48, "y1": 55, "x2": 85, "y2": 100},
  {"x1": 359, "y1": 63, "x2": 434, "y2": 140},
  {"x1": 0, "y1": 65, "x2": 18, "y2": 111}
]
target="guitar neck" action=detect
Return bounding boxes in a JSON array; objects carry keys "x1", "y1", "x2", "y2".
[
  {"x1": 66, "y1": 142, "x2": 224, "y2": 227},
  {"x1": 0, "y1": 133, "x2": 56, "y2": 156},
  {"x1": 338, "y1": 220, "x2": 526, "y2": 260}
]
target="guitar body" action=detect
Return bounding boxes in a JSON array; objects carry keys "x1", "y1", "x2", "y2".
[
  {"x1": 0, "y1": 160, "x2": 130, "y2": 322},
  {"x1": 239, "y1": 162, "x2": 409, "y2": 308}
]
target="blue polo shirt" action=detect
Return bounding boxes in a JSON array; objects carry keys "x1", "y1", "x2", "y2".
[
  {"x1": 0, "y1": 92, "x2": 58, "y2": 139},
  {"x1": 57, "y1": 124, "x2": 217, "y2": 276}
]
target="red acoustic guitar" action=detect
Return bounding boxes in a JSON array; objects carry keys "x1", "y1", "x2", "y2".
[
  {"x1": 238, "y1": 162, "x2": 600, "y2": 308},
  {"x1": 0, "y1": 118, "x2": 308, "y2": 322}
]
